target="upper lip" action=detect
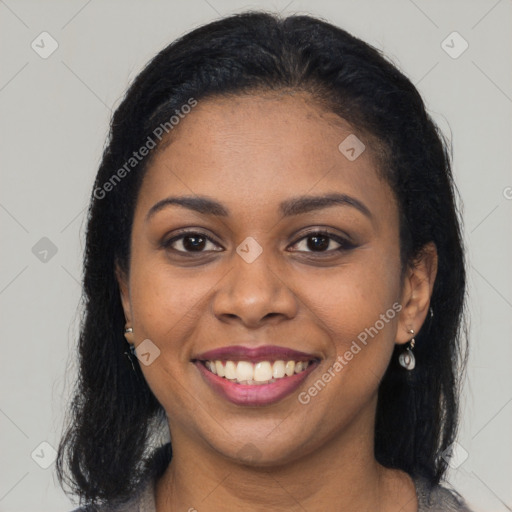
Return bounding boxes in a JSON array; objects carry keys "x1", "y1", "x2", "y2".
[{"x1": 192, "y1": 345, "x2": 320, "y2": 363}]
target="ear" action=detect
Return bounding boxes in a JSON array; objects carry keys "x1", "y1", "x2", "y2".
[
  {"x1": 396, "y1": 242, "x2": 438, "y2": 345},
  {"x1": 115, "y1": 260, "x2": 132, "y2": 327}
]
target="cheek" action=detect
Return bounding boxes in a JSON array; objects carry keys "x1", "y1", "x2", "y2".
[
  {"x1": 126, "y1": 251, "x2": 229, "y2": 410},
  {"x1": 127, "y1": 259, "x2": 207, "y2": 415},
  {"x1": 299, "y1": 252, "x2": 401, "y2": 338},
  {"x1": 296, "y1": 251, "x2": 402, "y2": 397},
  {"x1": 129, "y1": 256, "x2": 214, "y2": 341}
]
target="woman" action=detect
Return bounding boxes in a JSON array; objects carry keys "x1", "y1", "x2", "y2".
[{"x1": 58, "y1": 11, "x2": 473, "y2": 512}]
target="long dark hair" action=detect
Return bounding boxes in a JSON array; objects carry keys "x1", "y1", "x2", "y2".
[{"x1": 57, "y1": 11, "x2": 467, "y2": 508}]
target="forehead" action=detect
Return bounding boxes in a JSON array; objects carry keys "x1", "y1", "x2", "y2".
[{"x1": 136, "y1": 92, "x2": 396, "y2": 224}]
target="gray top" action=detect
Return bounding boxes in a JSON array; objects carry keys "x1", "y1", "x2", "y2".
[{"x1": 71, "y1": 475, "x2": 474, "y2": 511}]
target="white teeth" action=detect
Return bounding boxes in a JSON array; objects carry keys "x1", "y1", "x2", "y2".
[
  {"x1": 254, "y1": 361, "x2": 273, "y2": 382},
  {"x1": 215, "y1": 360, "x2": 225, "y2": 377},
  {"x1": 203, "y1": 359, "x2": 312, "y2": 384},
  {"x1": 224, "y1": 360, "x2": 237, "y2": 380},
  {"x1": 236, "y1": 361, "x2": 254, "y2": 382},
  {"x1": 272, "y1": 360, "x2": 285, "y2": 379}
]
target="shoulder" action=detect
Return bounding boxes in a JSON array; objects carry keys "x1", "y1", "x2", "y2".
[
  {"x1": 68, "y1": 475, "x2": 156, "y2": 512},
  {"x1": 414, "y1": 477, "x2": 474, "y2": 512}
]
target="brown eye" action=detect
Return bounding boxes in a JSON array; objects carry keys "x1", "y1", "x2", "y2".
[
  {"x1": 163, "y1": 232, "x2": 222, "y2": 253},
  {"x1": 305, "y1": 234, "x2": 331, "y2": 251},
  {"x1": 290, "y1": 230, "x2": 355, "y2": 253}
]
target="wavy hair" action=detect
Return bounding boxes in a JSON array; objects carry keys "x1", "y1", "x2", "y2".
[{"x1": 57, "y1": 11, "x2": 468, "y2": 508}]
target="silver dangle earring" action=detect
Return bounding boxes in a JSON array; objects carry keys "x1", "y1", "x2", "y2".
[{"x1": 398, "y1": 329, "x2": 416, "y2": 370}]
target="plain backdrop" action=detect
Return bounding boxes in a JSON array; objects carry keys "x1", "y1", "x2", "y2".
[{"x1": 0, "y1": 1, "x2": 511, "y2": 511}]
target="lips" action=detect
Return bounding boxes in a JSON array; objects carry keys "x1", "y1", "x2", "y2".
[
  {"x1": 192, "y1": 345, "x2": 321, "y2": 406},
  {"x1": 193, "y1": 345, "x2": 318, "y2": 362}
]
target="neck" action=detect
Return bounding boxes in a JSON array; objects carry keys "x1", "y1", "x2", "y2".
[{"x1": 155, "y1": 405, "x2": 417, "y2": 512}]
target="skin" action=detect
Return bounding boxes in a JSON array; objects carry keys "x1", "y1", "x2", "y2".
[{"x1": 118, "y1": 91, "x2": 438, "y2": 512}]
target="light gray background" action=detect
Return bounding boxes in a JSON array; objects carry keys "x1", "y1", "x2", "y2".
[{"x1": 1, "y1": 1, "x2": 511, "y2": 511}]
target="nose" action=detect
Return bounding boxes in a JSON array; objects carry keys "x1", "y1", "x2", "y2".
[{"x1": 211, "y1": 250, "x2": 299, "y2": 328}]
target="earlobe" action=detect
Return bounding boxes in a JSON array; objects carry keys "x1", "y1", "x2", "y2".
[{"x1": 396, "y1": 242, "x2": 438, "y2": 345}]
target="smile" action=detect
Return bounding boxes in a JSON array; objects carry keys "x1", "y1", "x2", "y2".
[
  {"x1": 203, "y1": 359, "x2": 314, "y2": 385},
  {"x1": 192, "y1": 344, "x2": 321, "y2": 406}
]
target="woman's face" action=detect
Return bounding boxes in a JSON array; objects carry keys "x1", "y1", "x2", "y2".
[{"x1": 118, "y1": 92, "x2": 431, "y2": 466}]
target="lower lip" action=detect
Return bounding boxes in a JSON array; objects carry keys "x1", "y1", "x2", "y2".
[{"x1": 194, "y1": 361, "x2": 319, "y2": 406}]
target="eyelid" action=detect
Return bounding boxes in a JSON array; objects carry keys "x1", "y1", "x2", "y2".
[{"x1": 291, "y1": 227, "x2": 354, "y2": 243}]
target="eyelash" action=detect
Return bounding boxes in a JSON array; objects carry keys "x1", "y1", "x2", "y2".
[{"x1": 161, "y1": 229, "x2": 355, "y2": 255}]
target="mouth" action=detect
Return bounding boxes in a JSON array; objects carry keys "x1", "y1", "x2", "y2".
[
  {"x1": 200, "y1": 358, "x2": 316, "y2": 385},
  {"x1": 192, "y1": 345, "x2": 321, "y2": 406}
]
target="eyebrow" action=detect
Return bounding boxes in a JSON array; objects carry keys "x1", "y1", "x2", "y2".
[{"x1": 145, "y1": 193, "x2": 372, "y2": 222}]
